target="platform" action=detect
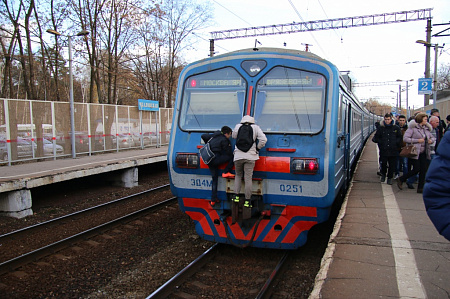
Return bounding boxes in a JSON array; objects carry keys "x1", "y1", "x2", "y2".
[
  {"x1": 0, "y1": 146, "x2": 168, "y2": 218},
  {"x1": 310, "y1": 141, "x2": 450, "y2": 298}
]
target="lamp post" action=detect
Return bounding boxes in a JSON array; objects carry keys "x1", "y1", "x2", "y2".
[
  {"x1": 396, "y1": 79, "x2": 414, "y2": 119},
  {"x1": 416, "y1": 40, "x2": 443, "y2": 110},
  {"x1": 390, "y1": 90, "x2": 398, "y2": 115},
  {"x1": 47, "y1": 29, "x2": 89, "y2": 158}
]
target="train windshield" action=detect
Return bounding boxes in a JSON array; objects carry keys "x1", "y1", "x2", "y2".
[
  {"x1": 255, "y1": 67, "x2": 326, "y2": 134},
  {"x1": 179, "y1": 67, "x2": 246, "y2": 131}
]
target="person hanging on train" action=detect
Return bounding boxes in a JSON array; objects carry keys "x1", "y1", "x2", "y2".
[
  {"x1": 396, "y1": 113, "x2": 435, "y2": 193},
  {"x1": 372, "y1": 113, "x2": 403, "y2": 185},
  {"x1": 423, "y1": 131, "x2": 450, "y2": 241},
  {"x1": 201, "y1": 126, "x2": 234, "y2": 206},
  {"x1": 231, "y1": 115, "x2": 267, "y2": 221}
]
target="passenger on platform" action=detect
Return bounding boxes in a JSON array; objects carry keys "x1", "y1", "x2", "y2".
[
  {"x1": 201, "y1": 126, "x2": 234, "y2": 206},
  {"x1": 374, "y1": 121, "x2": 382, "y2": 176},
  {"x1": 446, "y1": 115, "x2": 450, "y2": 133},
  {"x1": 231, "y1": 115, "x2": 267, "y2": 211},
  {"x1": 396, "y1": 113, "x2": 435, "y2": 193},
  {"x1": 372, "y1": 113, "x2": 402, "y2": 185},
  {"x1": 395, "y1": 115, "x2": 408, "y2": 179},
  {"x1": 423, "y1": 131, "x2": 450, "y2": 241},
  {"x1": 429, "y1": 116, "x2": 442, "y2": 160},
  {"x1": 430, "y1": 108, "x2": 445, "y2": 138}
]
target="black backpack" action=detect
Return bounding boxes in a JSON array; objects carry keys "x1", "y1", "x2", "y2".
[{"x1": 236, "y1": 123, "x2": 254, "y2": 152}]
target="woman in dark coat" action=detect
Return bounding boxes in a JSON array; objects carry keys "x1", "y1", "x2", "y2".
[{"x1": 423, "y1": 132, "x2": 450, "y2": 241}]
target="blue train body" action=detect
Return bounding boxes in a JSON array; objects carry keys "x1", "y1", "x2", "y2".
[{"x1": 168, "y1": 48, "x2": 378, "y2": 249}]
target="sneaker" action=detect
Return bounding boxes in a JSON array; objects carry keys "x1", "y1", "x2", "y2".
[
  {"x1": 393, "y1": 174, "x2": 399, "y2": 179},
  {"x1": 377, "y1": 171, "x2": 382, "y2": 176},
  {"x1": 244, "y1": 200, "x2": 252, "y2": 208},
  {"x1": 387, "y1": 178, "x2": 392, "y2": 185},
  {"x1": 380, "y1": 175, "x2": 386, "y2": 183},
  {"x1": 222, "y1": 172, "x2": 235, "y2": 178},
  {"x1": 407, "y1": 183, "x2": 414, "y2": 189},
  {"x1": 396, "y1": 178, "x2": 403, "y2": 190},
  {"x1": 210, "y1": 199, "x2": 220, "y2": 207},
  {"x1": 232, "y1": 195, "x2": 240, "y2": 203}
]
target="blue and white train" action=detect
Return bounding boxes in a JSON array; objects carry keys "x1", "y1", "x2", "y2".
[{"x1": 168, "y1": 48, "x2": 378, "y2": 249}]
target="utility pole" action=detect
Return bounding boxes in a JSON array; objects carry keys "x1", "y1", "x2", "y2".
[{"x1": 424, "y1": 19, "x2": 432, "y2": 107}]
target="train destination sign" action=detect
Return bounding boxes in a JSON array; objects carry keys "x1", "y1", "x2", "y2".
[{"x1": 189, "y1": 78, "x2": 243, "y2": 87}]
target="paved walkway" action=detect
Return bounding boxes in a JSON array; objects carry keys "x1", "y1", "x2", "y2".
[{"x1": 311, "y1": 141, "x2": 450, "y2": 298}]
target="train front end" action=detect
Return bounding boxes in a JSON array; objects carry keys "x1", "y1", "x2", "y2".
[{"x1": 168, "y1": 48, "x2": 341, "y2": 249}]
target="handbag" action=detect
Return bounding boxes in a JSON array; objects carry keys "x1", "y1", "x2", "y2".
[
  {"x1": 399, "y1": 144, "x2": 418, "y2": 158},
  {"x1": 199, "y1": 138, "x2": 215, "y2": 164}
]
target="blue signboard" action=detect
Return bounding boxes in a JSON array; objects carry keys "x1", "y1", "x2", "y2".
[
  {"x1": 418, "y1": 78, "x2": 432, "y2": 95},
  {"x1": 138, "y1": 99, "x2": 159, "y2": 111}
]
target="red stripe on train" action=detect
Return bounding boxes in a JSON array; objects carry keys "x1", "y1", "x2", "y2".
[
  {"x1": 182, "y1": 198, "x2": 317, "y2": 243},
  {"x1": 199, "y1": 156, "x2": 291, "y2": 173}
]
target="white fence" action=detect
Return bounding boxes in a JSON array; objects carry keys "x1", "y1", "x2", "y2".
[{"x1": 0, "y1": 99, "x2": 173, "y2": 166}]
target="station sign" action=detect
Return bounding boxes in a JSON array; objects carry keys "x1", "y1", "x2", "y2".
[
  {"x1": 418, "y1": 78, "x2": 432, "y2": 95},
  {"x1": 138, "y1": 99, "x2": 159, "y2": 111}
]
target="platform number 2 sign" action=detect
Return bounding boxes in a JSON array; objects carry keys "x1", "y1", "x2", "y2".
[{"x1": 418, "y1": 78, "x2": 432, "y2": 95}]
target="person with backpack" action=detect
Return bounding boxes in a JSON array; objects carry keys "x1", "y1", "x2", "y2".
[
  {"x1": 201, "y1": 126, "x2": 234, "y2": 206},
  {"x1": 231, "y1": 115, "x2": 267, "y2": 217}
]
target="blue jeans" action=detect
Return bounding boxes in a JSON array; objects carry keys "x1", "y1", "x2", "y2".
[{"x1": 396, "y1": 156, "x2": 408, "y2": 175}]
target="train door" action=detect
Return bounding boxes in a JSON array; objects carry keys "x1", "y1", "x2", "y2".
[
  {"x1": 336, "y1": 93, "x2": 347, "y2": 190},
  {"x1": 344, "y1": 101, "x2": 352, "y2": 186}
]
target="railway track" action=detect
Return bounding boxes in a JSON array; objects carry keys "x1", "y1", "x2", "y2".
[
  {"x1": 0, "y1": 184, "x2": 175, "y2": 275},
  {"x1": 148, "y1": 244, "x2": 292, "y2": 298}
]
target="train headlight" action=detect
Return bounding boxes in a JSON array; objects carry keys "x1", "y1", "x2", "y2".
[
  {"x1": 175, "y1": 153, "x2": 199, "y2": 168},
  {"x1": 291, "y1": 158, "x2": 319, "y2": 175}
]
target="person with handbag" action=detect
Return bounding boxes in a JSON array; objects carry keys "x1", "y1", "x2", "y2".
[
  {"x1": 201, "y1": 126, "x2": 234, "y2": 206},
  {"x1": 372, "y1": 113, "x2": 403, "y2": 185},
  {"x1": 396, "y1": 113, "x2": 435, "y2": 193}
]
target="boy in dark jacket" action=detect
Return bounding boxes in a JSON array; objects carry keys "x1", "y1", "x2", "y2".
[
  {"x1": 201, "y1": 126, "x2": 233, "y2": 206},
  {"x1": 372, "y1": 113, "x2": 403, "y2": 185}
]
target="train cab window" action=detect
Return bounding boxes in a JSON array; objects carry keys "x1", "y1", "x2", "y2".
[
  {"x1": 179, "y1": 67, "x2": 246, "y2": 131},
  {"x1": 254, "y1": 67, "x2": 326, "y2": 134}
]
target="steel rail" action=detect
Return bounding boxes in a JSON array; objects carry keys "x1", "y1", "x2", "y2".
[
  {"x1": 256, "y1": 250, "x2": 291, "y2": 299},
  {"x1": 0, "y1": 196, "x2": 176, "y2": 275},
  {"x1": 0, "y1": 184, "x2": 170, "y2": 240},
  {"x1": 147, "y1": 243, "x2": 220, "y2": 298}
]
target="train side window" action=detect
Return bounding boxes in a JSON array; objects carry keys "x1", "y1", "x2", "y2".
[
  {"x1": 337, "y1": 94, "x2": 343, "y2": 134},
  {"x1": 255, "y1": 67, "x2": 326, "y2": 134},
  {"x1": 179, "y1": 68, "x2": 246, "y2": 131}
]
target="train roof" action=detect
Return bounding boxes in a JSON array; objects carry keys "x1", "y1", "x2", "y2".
[{"x1": 190, "y1": 47, "x2": 331, "y2": 65}]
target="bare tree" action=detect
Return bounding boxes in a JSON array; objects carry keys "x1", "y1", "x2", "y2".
[
  {"x1": 438, "y1": 63, "x2": 450, "y2": 90},
  {"x1": 131, "y1": 0, "x2": 212, "y2": 108},
  {"x1": 0, "y1": 0, "x2": 22, "y2": 99},
  {"x1": 161, "y1": 0, "x2": 212, "y2": 108}
]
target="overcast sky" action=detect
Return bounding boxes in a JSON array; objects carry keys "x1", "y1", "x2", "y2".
[{"x1": 187, "y1": 0, "x2": 450, "y2": 111}]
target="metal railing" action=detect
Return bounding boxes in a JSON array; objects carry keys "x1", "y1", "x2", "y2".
[{"x1": 0, "y1": 99, "x2": 173, "y2": 166}]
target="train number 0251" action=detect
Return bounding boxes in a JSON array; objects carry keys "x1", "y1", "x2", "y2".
[{"x1": 279, "y1": 184, "x2": 302, "y2": 193}]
